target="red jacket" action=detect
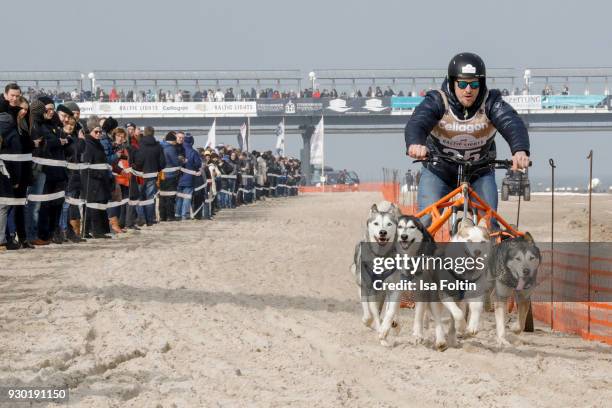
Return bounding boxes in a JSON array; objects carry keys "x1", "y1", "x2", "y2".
[{"x1": 129, "y1": 138, "x2": 144, "y2": 185}]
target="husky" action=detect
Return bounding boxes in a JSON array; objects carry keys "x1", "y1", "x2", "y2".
[
  {"x1": 350, "y1": 201, "x2": 400, "y2": 346},
  {"x1": 392, "y1": 215, "x2": 452, "y2": 351},
  {"x1": 489, "y1": 234, "x2": 541, "y2": 346},
  {"x1": 434, "y1": 218, "x2": 492, "y2": 346}
]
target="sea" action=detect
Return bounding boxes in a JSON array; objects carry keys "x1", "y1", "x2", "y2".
[{"x1": 192, "y1": 130, "x2": 612, "y2": 191}]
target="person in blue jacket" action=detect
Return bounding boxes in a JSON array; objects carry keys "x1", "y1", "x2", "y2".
[
  {"x1": 159, "y1": 132, "x2": 180, "y2": 221},
  {"x1": 405, "y1": 52, "x2": 531, "y2": 228},
  {"x1": 175, "y1": 133, "x2": 202, "y2": 220}
]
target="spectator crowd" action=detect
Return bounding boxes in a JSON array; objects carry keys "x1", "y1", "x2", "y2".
[
  {"x1": 27, "y1": 84, "x2": 447, "y2": 103},
  {"x1": 23, "y1": 83, "x2": 584, "y2": 104},
  {"x1": 1, "y1": 82, "x2": 302, "y2": 251}
]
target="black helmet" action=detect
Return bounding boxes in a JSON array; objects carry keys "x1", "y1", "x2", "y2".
[{"x1": 448, "y1": 52, "x2": 486, "y2": 79}]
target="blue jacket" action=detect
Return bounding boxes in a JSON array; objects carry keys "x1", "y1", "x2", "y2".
[
  {"x1": 178, "y1": 135, "x2": 202, "y2": 188},
  {"x1": 161, "y1": 141, "x2": 180, "y2": 178},
  {"x1": 404, "y1": 79, "x2": 530, "y2": 186},
  {"x1": 100, "y1": 133, "x2": 118, "y2": 165}
]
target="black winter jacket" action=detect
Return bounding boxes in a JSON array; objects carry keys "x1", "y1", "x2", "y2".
[
  {"x1": 0, "y1": 113, "x2": 22, "y2": 186},
  {"x1": 0, "y1": 98, "x2": 31, "y2": 189},
  {"x1": 17, "y1": 120, "x2": 33, "y2": 188},
  {"x1": 134, "y1": 135, "x2": 165, "y2": 174},
  {"x1": 31, "y1": 112, "x2": 70, "y2": 183},
  {"x1": 64, "y1": 131, "x2": 86, "y2": 192},
  {"x1": 81, "y1": 135, "x2": 111, "y2": 203},
  {"x1": 404, "y1": 79, "x2": 530, "y2": 186}
]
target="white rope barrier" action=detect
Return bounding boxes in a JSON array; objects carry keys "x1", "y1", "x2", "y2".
[{"x1": 1, "y1": 154, "x2": 299, "y2": 209}]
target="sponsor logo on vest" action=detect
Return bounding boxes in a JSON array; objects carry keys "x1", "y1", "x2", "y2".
[
  {"x1": 438, "y1": 134, "x2": 488, "y2": 149},
  {"x1": 438, "y1": 120, "x2": 489, "y2": 133}
]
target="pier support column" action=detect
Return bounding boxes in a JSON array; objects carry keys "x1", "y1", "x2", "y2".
[{"x1": 299, "y1": 124, "x2": 315, "y2": 184}]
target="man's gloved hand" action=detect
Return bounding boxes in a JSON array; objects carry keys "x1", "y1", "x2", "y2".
[{"x1": 407, "y1": 144, "x2": 429, "y2": 160}]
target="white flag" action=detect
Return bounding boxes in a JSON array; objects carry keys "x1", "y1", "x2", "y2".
[
  {"x1": 275, "y1": 120, "x2": 285, "y2": 156},
  {"x1": 240, "y1": 122, "x2": 247, "y2": 151},
  {"x1": 205, "y1": 119, "x2": 216, "y2": 149},
  {"x1": 310, "y1": 117, "x2": 324, "y2": 165},
  {"x1": 237, "y1": 122, "x2": 247, "y2": 150}
]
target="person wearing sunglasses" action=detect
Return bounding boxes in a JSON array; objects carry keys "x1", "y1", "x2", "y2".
[
  {"x1": 405, "y1": 52, "x2": 530, "y2": 229},
  {"x1": 81, "y1": 125, "x2": 112, "y2": 239}
]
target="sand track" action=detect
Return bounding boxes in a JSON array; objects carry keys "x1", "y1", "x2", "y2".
[{"x1": 1, "y1": 192, "x2": 610, "y2": 407}]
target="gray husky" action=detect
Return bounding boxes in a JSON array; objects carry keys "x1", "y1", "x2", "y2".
[
  {"x1": 350, "y1": 201, "x2": 400, "y2": 346},
  {"x1": 437, "y1": 219, "x2": 492, "y2": 346},
  {"x1": 489, "y1": 234, "x2": 541, "y2": 346}
]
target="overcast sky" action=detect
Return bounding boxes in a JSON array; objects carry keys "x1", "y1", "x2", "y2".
[
  {"x1": 5, "y1": 0, "x2": 612, "y2": 72},
  {"x1": 4, "y1": 0, "x2": 612, "y2": 184}
]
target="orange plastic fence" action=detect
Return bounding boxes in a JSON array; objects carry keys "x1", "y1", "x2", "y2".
[{"x1": 531, "y1": 250, "x2": 612, "y2": 345}]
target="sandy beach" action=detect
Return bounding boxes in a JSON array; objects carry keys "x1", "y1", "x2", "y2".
[{"x1": 1, "y1": 192, "x2": 611, "y2": 407}]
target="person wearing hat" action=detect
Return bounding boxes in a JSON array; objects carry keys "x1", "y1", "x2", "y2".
[
  {"x1": 100, "y1": 116, "x2": 119, "y2": 165},
  {"x1": 56, "y1": 104, "x2": 74, "y2": 125},
  {"x1": 125, "y1": 122, "x2": 136, "y2": 141},
  {"x1": 97, "y1": 116, "x2": 124, "y2": 231},
  {"x1": 64, "y1": 101, "x2": 80, "y2": 114},
  {"x1": 191, "y1": 142, "x2": 207, "y2": 220},
  {"x1": 32, "y1": 96, "x2": 70, "y2": 244},
  {"x1": 175, "y1": 133, "x2": 201, "y2": 220},
  {"x1": 64, "y1": 101, "x2": 84, "y2": 137},
  {"x1": 405, "y1": 52, "x2": 530, "y2": 229}
]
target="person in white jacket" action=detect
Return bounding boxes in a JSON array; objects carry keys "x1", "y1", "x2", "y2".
[{"x1": 254, "y1": 151, "x2": 267, "y2": 200}]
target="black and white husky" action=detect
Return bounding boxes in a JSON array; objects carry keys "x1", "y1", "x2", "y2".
[
  {"x1": 393, "y1": 216, "x2": 453, "y2": 350},
  {"x1": 489, "y1": 234, "x2": 541, "y2": 346},
  {"x1": 350, "y1": 201, "x2": 400, "y2": 346}
]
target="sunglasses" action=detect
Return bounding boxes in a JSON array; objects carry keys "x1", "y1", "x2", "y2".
[
  {"x1": 456, "y1": 80, "x2": 480, "y2": 90},
  {"x1": 92, "y1": 129, "x2": 101, "y2": 134}
]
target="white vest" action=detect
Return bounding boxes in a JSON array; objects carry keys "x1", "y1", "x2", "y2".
[{"x1": 429, "y1": 90, "x2": 498, "y2": 160}]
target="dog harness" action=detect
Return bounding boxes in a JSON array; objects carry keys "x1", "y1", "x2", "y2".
[
  {"x1": 358, "y1": 243, "x2": 396, "y2": 286},
  {"x1": 447, "y1": 263, "x2": 484, "y2": 300}
]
